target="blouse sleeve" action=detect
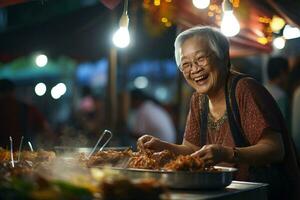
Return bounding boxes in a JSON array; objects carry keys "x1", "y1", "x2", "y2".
[
  {"x1": 183, "y1": 92, "x2": 201, "y2": 147},
  {"x1": 236, "y1": 78, "x2": 284, "y2": 145}
]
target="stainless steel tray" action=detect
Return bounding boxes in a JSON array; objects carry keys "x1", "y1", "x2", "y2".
[
  {"x1": 54, "y1": 146, "x2": 131, "y2": 154},
  {"x1": 107, "y1": 166, "x2": 237, "y2": 190}
]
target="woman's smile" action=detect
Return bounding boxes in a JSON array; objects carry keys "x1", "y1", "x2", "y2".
[{"x1": 193, "y1": 73, "x2": 209, "y2": 83}]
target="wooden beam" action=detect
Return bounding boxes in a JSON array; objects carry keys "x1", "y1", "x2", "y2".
[{"x1": 0, "y1": 0, "x2": 31, "y2": 8}]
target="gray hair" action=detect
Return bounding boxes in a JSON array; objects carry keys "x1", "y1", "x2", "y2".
[{"x1": 174, "y1": 26, "x2": 230, "y2": 67}]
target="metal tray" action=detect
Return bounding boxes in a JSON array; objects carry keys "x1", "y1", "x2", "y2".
[
  {"x1": 107, "y1": 166, "x2": 237, "y2": 190},
  {"x1": 54, "y1": 146, "x2": 131, "y2": 154}
]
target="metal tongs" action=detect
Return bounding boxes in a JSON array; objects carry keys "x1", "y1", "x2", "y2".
[
  {"x1": 87, "y1": 129, "x2": 113, "y2": 159},
  {"x1": 9, "y1": 136, "x2": 14, "y2": 168}
]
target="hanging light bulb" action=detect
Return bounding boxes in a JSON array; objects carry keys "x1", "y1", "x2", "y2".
[
  {"x1": 220, "y1": 0, "x2": 240, "y2": 37},
  {"x1": 112, "y1": 0, "x2": 130, "y2": 48},
  {"x1": 192, "y1": 0, "x2": 210, "y2": 9},
  {"x1": 273, "y1": 36, "x2": 286, "y2": 49}
]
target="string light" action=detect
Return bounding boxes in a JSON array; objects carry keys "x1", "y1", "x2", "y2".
[
  {"x1": 273, "y1": 36, "x2": 286, "y2": 49},
  {"x1": 154, "y1": 0, "x2": 160, "y2": 6},
  {"x1": 283, "y1": 25, "x2": 300, "y2": 39},
  {"x1": 161, "y1": 17, "x2": 168, "y2": 23},
  {"x1": 270, "y1": 15, "x2": 285, "y2": 33},
  {"x1": 257, "y1": 37, "x2": 268, "y2": 45}
]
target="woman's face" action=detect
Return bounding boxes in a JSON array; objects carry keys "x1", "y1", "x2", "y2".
[{"x1": 180, "y1": 36, "x2": 226, "y2": 95}]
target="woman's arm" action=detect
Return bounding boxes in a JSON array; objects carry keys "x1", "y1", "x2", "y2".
[
  {"x1": 191, "y1": 129, "x2": 285, "y2": 166},
  {"x1": 232, "y1": 129, "x2": 285, "y2": 165},
  {"x1": 137, "y1": 135, "x2": 198, "y2": 155}
]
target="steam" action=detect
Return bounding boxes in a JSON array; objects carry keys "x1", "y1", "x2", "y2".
[{"x1": 58, "y1": 127, "x2": 90, "y2": 147}]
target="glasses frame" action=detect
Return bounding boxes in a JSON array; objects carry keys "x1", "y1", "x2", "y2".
[{"x1": 179, "y1": 52, "x2": 212, "y2": 72}]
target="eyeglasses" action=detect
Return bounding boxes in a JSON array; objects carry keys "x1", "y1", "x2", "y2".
[{"x1": 179, "y1": 53, "x2": 212, "y2": 72}]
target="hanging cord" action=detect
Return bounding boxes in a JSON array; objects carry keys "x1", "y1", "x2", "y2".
[{"x1": 123, "y1": 0, "x2": 128, "y2": 15}]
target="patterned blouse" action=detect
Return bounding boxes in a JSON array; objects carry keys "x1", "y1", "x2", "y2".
[{"x1": 183, "y1": 76, "x2": 284, "y2": 180}]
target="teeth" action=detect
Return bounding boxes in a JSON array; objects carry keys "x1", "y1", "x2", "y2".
[{"x1": 195, "y1": 75, "x2": 204, "y2": 81}]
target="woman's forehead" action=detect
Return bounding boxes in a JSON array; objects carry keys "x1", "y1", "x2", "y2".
[{"x1": 180, "y1": 37, "x2": 210, "y2": 58}]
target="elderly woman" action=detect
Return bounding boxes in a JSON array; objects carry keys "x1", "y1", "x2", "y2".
[{"x1": 138, "y1": 26, "x2": 300, "y2": 199}]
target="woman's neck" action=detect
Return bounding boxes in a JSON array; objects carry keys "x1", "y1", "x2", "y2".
[
  {"x1": 206, "y1": 69, "x2": 229, "y2": 118},
  {"x1": 208, "y1": 88, "x2": 225, "y2": 106},
  {"x1": 207, "y1": 87, "x2": 226, "y2": 119}
]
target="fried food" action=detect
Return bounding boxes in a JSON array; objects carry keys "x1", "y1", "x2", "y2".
[
  {"x1": 163, "y1": 155, "x2": 205, "y2": 171},
  {"x1": 85, "y1": 149, "x2": 133, "y2": 167},
  {"x1": 127, "y1": 150, "x2": 176, "y2": 170}
]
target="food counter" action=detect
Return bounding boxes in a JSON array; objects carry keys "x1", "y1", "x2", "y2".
[
  {"x1": 0, "y1": 147, "x2": 268, "y2": 200},
  {"x1": 168, "y1": 181, "x2": 268, "y2": 200}
]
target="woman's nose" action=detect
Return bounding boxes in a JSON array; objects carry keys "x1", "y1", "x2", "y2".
[{"x1": 191, "y1": 62, "x2": 202, "y2": 72}]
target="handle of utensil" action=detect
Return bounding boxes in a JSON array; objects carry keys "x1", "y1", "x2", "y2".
[
  {"x1": 28, "y1": 141, "x2": 34, "y2": 152},
  {"x1": 87, "y1": 129, "x2": 113, "y2": 159},
  {"x1": 9, "y1": 136, "x2": 15, "y2": 168},
  {"x1": 98, "y1": 130, "x2": 113, "y2": 152}
]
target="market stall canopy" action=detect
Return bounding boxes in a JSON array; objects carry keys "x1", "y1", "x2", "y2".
[
  {"x1": 170, "y1": 0, "x2": 300, "y2": 57},
  {"x1": 0, "y1": 0, "x2": 300, "y2": 63}
]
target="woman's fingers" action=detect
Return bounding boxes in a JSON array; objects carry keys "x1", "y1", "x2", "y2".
[
  {"x1": 138, "y1": 134, "x2": 152, "y2": 144},
  {"x1": 203, "y1": 158, "x2": 215, "y2": 166},
  {"x1": 137, "y1": 134, "x2": 153, "y2": 150},
  {"x1": 191, "y1": 145, "x2": 209, "y2": 157},
  {"x1": 144, "y1": 137, "x2": 158, "y2": 148},
  {"x1": 191, "y1": 151, "x2": 214, "y2": 166}
]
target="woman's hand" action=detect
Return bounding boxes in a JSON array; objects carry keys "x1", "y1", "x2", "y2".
[
  {"x1": 191, "y1": 144, "x2": 233, "y2": 166},
  {"x1": 137, "y1": 135, "x2": 168, "y2": 152}
]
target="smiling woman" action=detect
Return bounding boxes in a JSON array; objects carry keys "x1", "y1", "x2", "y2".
[{"x1": 137, "y1": 26, "x2": 300, "y2": 200}]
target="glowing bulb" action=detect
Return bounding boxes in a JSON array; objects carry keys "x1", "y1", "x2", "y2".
[
  {"x1": 112, "y1": 27, "x2": 130, "y2": 48},
  {"x1": 155, "y1": 87, "x2": 168, "y2": 101},
  {"x1": 134, "y1": 76, "x2": 148, "y2": 89},
  {"x1": 51, "y1": 86, "x2": 61, "y2": 99},
  {"x1": 283, "y1": 25, "x2": 300, "y2": 39},
  {"x1": 221, "y1": 11, "x2": 240, "y2": 37},
  {"x1": 56, "y1": 83, "x2": 67, "y2": 96},
  {"x1": 270, "y1": 16, "x2": 285, "y2": 33},
  {"x1": 112, "y1": 13, "x2": 130, "y2": 48},
  {"x1": 35, "y1": 54, "x2": 48, "y2": 67},
  {"x1": 192, "y1": 0, "x2": 210, "y2": 9},
  {"x1": 34, "y1": 83, "x2": 46, "y2": 96},
  {"x1": 50, "y1": 83, "x2": 67, "y2": 99},
  {"x1": 273, "y1": 37, "x2": 286, "y2": 49}
]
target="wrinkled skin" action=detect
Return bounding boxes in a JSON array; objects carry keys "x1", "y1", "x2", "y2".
[
  {"x1": 137, "y1": 36, "x2": 231, "y2": 165},
  {"x1": 137, "y1": 135, "x2": 167, "y2": 152},
  {"x1": 191, "y1": 144, "x2": 233, "y2": 166},
  {"x1": 179, "y1": 36, "x2": 227, "y2": 96}
]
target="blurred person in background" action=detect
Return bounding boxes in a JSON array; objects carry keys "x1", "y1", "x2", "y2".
[
  {"x1": 130, "y1": 89, "x2": 176, "y2": 143},
  {"x1": 265, "y1": 57, "x2": 289, "y2": 121},
  {"x1": 61, "y1": 85, "x2": 107, "y2": 147},
  {"x1": 138, "y1": 26, "x2": 300, "y2": 199},
  {"x1": 290, "y1": 66, "x2": 300, "y2": 154},
  {"x1": 0, "y1": 78, "x2": 53, "y2": 148},
  {"x1": 292, "y1": 85, "x2": 300, "y2": 153}
]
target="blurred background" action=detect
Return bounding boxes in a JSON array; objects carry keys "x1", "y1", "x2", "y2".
[{"x1": 1, "y1": 0, "x2": 300, "y2": 150}]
